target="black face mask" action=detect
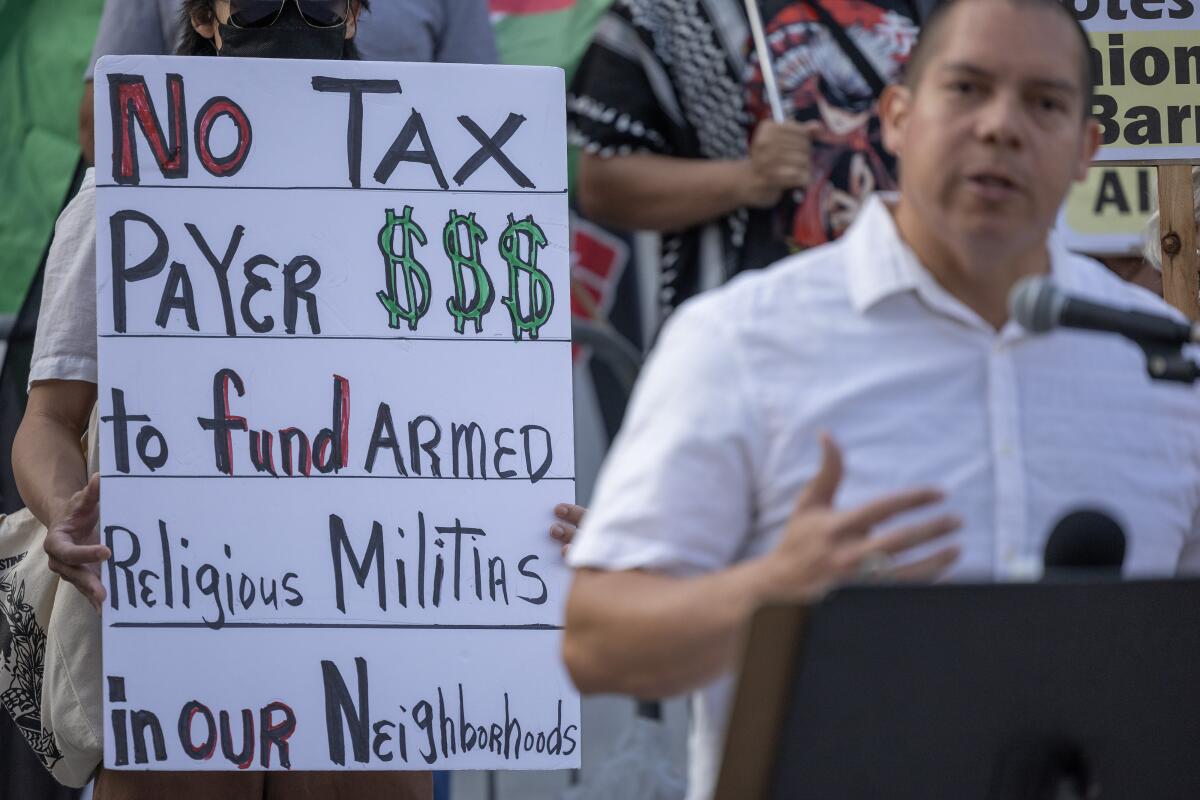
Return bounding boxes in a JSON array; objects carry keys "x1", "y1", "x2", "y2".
[{"x1": 216, "y1": 3, "x2": 347, "y2": 60}]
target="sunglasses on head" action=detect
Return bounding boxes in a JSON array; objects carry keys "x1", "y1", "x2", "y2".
[{"x1": 223, "y1": 0, "x2": 352, "y2": 29}]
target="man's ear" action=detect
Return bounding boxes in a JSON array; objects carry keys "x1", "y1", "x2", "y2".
[
  {"x1": 1074, "y1": 117, "x2": 1102, "y2": 182},
  {"x1": 879, "y1": 84, "x2": 911, "y2": 157}
]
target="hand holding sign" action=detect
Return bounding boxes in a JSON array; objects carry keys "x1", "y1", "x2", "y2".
[
  {"x1": 551, "y1": 503, "x2": 586, "y2": 557},
  {"x1": 44, "y1": 474, "x2": 109, "y2": 612}
]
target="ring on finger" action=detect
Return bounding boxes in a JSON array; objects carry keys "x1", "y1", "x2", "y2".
[{"x1": 857, "y1": 550, "x2": 895, "y2": 581}]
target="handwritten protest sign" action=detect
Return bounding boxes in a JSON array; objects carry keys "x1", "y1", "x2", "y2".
[
  {"x1": 94, "y1": 55, "x2": 578, "y2": 772},
  {"x1": 1071, "y1": 0, "x2": 1200, "y2": 163}
]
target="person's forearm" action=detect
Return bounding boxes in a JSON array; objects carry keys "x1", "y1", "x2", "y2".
[
  {"x1": 13, "y1": 411, "x2": 90, "y2": 527},
  {"x1": 578, "y1": 153, "x2": 751, "y2": 233},
  {"x1": 562, "y1": 559, "x2": 772, "y2": 699}
]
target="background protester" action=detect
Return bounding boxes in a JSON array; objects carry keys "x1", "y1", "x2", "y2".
[
  {"x1": 13, "y1": 2, "x2": 440, "y2": 798},
  {"x1": 563, "y1": 2, "x2": 1200, "y2": 800},
  {"x1": 741, "y1": 0, "x2": 923, "y2": 269},
  {"x1": 7, "y1": 2, "x2": 608, "y2": 797},
  {"x1": 567, "y1": 0, "x2": 812, "y2": 319},
  {"x1": 78, "y1": 0, "x2": 498, "y2": 164}
]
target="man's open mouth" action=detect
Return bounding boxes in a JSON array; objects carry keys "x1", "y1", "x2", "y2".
[{"x1": 967, "y1": 171, "x2": 1019, "y2": 191}]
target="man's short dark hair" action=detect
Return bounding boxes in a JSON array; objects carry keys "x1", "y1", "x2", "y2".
[{"x1": 903, "y1": 0, "x2": 1095, "y2": 117}]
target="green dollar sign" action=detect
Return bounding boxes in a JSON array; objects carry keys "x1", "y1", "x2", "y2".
[
  {"x1": 376, "y1": 206, "x2": 431, "y2": 332},
  {"x1": 499, "y1": 213, "x2": 554, "y2": 341},
  {"x1": 443, "y1": 209, "x2": 495, "y2": 334}
]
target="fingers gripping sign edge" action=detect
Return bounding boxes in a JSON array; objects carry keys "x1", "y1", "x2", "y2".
[{"x1": 43, "y1": 473, "x2": 110, "y2": 612}]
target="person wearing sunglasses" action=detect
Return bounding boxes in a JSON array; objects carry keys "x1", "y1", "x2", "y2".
[
  {"x1": 17, "y1": 1, "x2": 450, "y2": 797},
  {"x1": 179, "y1": 0, "x2": 365, "y2": 59}
]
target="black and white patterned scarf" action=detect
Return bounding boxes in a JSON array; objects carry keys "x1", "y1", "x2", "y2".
[{"x1": 569, "y1": 0, "x2": 750, "y2": 320}]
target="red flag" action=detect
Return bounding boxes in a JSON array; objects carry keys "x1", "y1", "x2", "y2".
[{"x1": 489, "y1": 0, "x2": 576, "y2": 13}]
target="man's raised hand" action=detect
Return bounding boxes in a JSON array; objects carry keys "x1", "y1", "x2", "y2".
[{"x1": 753, "y1": 434, "x2": 961, "y2": 603}]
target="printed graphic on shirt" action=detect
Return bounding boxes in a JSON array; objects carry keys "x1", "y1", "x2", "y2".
[
  {"x1": 746, "y1": 0, "x2": 918, "y2": 250},
  {"x1": 0, "y1": 551, "x2": 64, "y2": 772}
]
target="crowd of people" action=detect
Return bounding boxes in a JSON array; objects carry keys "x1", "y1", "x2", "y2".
[{"x1": 6, "y1": 0, "x2": 1200, "y2": 799}]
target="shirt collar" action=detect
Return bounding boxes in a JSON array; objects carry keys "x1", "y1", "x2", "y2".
[
  {"x1": 844, "y1": 193, "x2": 918, "y2": 315},
  {"x1": 1044, "y1": 226, "x2": 1089, "y2": 296},
  {"x1": 845, "y1": 193, "x2": 1085, "y2": 319}
]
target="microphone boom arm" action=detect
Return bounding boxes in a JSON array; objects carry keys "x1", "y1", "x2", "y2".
[{"x1": 1010, "y1": 276, "x2": 1200, "y2": 384}]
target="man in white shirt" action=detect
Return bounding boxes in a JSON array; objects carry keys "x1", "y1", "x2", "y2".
[{"x1": 562, "y1": 0, "x2": 1200, "y2": 797}]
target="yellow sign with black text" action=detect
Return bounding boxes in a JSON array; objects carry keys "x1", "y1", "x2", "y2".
[
  {"x1": 1059, "y1": 166, "x2": 1156, "y2": 254},
  {"x1": 1071, "y1": 1, "x2": 1200, "y2": 162}
]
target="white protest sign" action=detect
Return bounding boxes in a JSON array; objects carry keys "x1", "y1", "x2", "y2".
[{"x1": 94, "y1": 55, "x2": 578, "y2": 772}]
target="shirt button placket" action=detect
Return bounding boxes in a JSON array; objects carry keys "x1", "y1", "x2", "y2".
[{"x1": 987, "y1": 341, "x2": 1027, "y2": 577}]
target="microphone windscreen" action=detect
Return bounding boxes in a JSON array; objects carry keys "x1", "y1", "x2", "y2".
[
  {"x1": 1009, "y1": 275, "x2": 1064, "y2": 334},
  {"x1": 1043, "y1": 509, "x2": 1126, "y2": 574}
]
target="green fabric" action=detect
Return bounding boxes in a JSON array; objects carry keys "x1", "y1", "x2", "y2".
[
  {"x1": 491, "y1": 0, "x2": 611, "y2": 195},
  {"x1": 0, "y1": 0, "x2": 103, "y2": 314},
  {"x1": 493, "y1": 1, "x2": 610, "y2": 83}
]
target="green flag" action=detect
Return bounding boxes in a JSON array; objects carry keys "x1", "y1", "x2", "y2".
[
  {"x1": 490, "y1": 0, "x2": 610, "y2": 80},
  {"x1": 0, "y1": 0, "x2": 103, "y2": 313},
  {"x1": 489, "y1": 0, "x2": 610, "y2": 194}
]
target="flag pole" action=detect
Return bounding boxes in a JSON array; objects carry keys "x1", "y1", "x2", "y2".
[{"x1": 744, "y1": 0, "x2": 786, "y2": 122}]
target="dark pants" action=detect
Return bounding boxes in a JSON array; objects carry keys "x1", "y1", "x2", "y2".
[{"x1": 0, "y1": 707, "x2": 79, "y2": 800}]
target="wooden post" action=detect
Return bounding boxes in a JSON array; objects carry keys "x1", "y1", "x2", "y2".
[{"x1": 1156, "y1": 164, "x2": 1199, "y2": 320}]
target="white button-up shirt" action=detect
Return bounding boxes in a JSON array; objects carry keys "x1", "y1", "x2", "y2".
[{"x1": 568, "y1": 195, "x2": 1200, "y2": 800}]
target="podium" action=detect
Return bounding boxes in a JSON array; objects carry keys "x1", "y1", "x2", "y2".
[{"x1": 715, "y1": 580, "x2": 1200, "y2": 799}]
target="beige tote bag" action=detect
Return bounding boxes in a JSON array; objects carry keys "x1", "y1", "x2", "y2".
[{"x1": 0, "y1": 407, "x2": 103, "y2": 787}]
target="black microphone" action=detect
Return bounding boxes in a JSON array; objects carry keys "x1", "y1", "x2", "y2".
[
  {"x1": 1010, "y1": 275, "x2": 1197, "y2": 347},
  {"x1": 1042, "y1": 509, "x2": 1126, "y2": 577}
]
